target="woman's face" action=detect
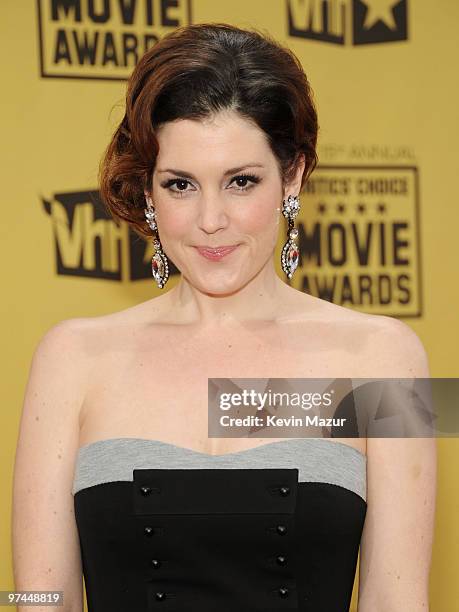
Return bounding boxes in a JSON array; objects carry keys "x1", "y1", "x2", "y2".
[{"x1": 147, "y1": 109, "x2": 302, "y2": 295}]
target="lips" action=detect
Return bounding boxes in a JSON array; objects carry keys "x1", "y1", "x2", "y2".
[
  {"x1": 194, "y1": 244, "x2": 240, "y2": 261},
  {"x1": 196, "y1": 245, "x2": 238, "y2": 250}
]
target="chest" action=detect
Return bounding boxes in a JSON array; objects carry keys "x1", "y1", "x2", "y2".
[{"x1": 78, "y1": 322, "x2": 369, "y2": 455}]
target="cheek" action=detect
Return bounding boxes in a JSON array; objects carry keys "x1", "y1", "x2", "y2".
[
  {"x1": 155, "y1": 193, "x2": 281, "y2": 236},
  {"x1": 157, "y1": 205, "x2": 192, "y2": 236},
  {"x1": 238, "y1": 196, "x2": 280, "y2": 234}
]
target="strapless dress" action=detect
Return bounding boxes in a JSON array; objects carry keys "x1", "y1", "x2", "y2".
[{"x1": 72, "y1": 437, "x2": 367, "y2": 611}]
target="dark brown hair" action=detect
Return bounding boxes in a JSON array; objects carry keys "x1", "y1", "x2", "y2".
[{"x1": 99, "y1": 22, "x2": 319, "y2": 238}]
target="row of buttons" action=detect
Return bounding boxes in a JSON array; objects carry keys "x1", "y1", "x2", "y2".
[
  {"x1": 139, "y1": 481, "x2": 294, "y2": 602},
  {"x1": 140, "y1": 484, "x2": 291, "y2": 497},
  {"x1": 152, "y1": 587, "x2": 290, "y2": 601},
  {"x1": 143, "y1": 523, "x2": 289, "y2": 537}
]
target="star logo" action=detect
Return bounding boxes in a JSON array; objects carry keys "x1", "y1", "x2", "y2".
[{"x1": 361, "y1": 0, "x2": 402, "y2": 31}]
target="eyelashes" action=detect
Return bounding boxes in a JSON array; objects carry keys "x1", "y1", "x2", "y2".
[{"x1": 160, "y1": 173, "x2": 261, "y2": 197}]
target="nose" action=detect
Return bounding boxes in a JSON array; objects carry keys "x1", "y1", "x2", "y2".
[{"x1": 196, "y1": 193, "x2": 230, "y2": 234}]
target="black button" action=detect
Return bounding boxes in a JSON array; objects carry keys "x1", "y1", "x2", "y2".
[
  {"x1": 278, "y1": 586, "x2": 289, "y2": 598},
  {"x1": 155, "y1": 592, "x2": 166, "y2": 601},
  {"x1": 276, "y1": 524, "x2": 287, "y2": 535},
  {"x1": 279, "y1": 486, "x2": 290, "y2": 496},
  {"x1": 150, "y1": 559, "x2": 161, "y2": 569},
  {"x1": 140, "y1": 485, "x2": 152, "y2": 496},
  {"x1": 144, "y1": 526, "x2": 154, "y2": 536},
  {"x1": 276, "y1": 555, "x2": 287, "y2": 566}
]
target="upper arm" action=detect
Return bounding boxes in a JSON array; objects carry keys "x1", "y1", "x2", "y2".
[
  {"x1": 358, "y1": 317, "x2": 437, "y2": 611},
  {"x1": 12, "y1": 319, "x2": 89, "y2": 612}
]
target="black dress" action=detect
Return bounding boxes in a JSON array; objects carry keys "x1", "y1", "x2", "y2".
[{"x1": 73, "y1": 437, "x2": 367, "y2": 611}]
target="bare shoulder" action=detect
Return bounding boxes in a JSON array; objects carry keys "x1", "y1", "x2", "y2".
[
  {"x1": 32, "y1": 317, "x2": 92, "y2": 378},
  {"x1": 33, "y1": 316, "x2": 108, "y2": 378},
  {"x1": 294, "y1": 293, "x2": 431, "y2": 378},
  {"x1": 24, "y1": 317, "x2": 99, "y2": 428},
  {"x1": 33, "y1": 297, "x2": 169, "y2": 395},
  {"x1": 37, "y1": 316, "x2": 93, "y2": 351},
  {"x1": 40, "y1": 297, "x2": 164, "y2": 354},
  {"x1": 361, "y1": 313, "x2": 431, "y2": 378},
  {"x1": 67, "y1": 295, "x2": 167, "y2": 336}
]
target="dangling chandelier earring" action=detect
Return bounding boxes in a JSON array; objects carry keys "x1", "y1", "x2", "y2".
[
  {"x1": 144, "y1": 197, "x2": 169, "y2": 289},
  {"x1": 281, "y1": 194, "x2": 300, "y2": 279}
]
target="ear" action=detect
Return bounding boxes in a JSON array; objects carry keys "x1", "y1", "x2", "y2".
[{"x1": 282, "y1": 154, "x2": 306, "y2": 200}]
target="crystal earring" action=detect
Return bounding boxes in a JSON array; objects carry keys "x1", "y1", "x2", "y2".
[
  {"x1": 281, "y1": 194, "x2": 300, "y2": 279},
  {"x1": 144, "y1": 197, "x2": 169, "y2": 289}
]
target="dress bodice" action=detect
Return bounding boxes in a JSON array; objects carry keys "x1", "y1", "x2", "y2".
[{"x1": 73, "y1": 437, "x2": 367, "y2": 612}]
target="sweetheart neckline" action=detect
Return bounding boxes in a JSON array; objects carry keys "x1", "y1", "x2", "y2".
[{"x1": 76, "y1": 436, "x2": 367, "y2": 460}]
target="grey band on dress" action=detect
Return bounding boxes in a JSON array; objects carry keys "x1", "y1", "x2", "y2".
[{"x1": 72, "y1": 437, "x2": 367, "y2": 502}]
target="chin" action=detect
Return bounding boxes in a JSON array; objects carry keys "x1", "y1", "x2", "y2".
[{"x1": 194, "y1": 274, "x2": 245, "y2": 296}]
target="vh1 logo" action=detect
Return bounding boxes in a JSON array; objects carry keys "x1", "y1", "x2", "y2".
[
  {"x1": 41, "y1": 189, "x2": 178, "y2": 282},
  {"x1": 287, "y1": 0, "x2": 408, "y2": 46}
]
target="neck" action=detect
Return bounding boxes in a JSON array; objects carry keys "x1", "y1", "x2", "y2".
[{"x1": 164, "y1": 258, "x2": 294, "y2": 329}]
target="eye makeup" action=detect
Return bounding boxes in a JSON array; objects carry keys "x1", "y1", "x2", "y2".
[{"x1": 160, "y1": 173, "x2": 262, "y2": 197}]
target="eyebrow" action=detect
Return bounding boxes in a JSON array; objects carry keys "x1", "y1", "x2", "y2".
[{"x1": 156, "y1": 164, "x2": 265, "y2": 180}]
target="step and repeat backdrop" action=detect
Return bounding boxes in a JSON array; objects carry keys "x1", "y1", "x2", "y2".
[{"x1": 2, "y1": 1, "x2": 458, "y2": 610}]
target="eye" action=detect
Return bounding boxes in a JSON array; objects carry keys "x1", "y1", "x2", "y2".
[
  {"x1": 161, "y1": 178, "x2": 192, "y2": 196},
  {"x1": 160, "y1": 173, "x2": 261, "y2": 197},
  {"x1": 230, "y1": 174, "x2": 261, "y2": 191}
]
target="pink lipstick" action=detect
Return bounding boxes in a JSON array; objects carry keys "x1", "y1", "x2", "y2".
[{"x1": 194, "y1": 245, "x2": 240, "y2": 261}]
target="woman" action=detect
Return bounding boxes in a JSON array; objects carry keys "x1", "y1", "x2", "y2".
[{"x1": 12, "y1": 22, "x2": 436, "y2": 612}]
